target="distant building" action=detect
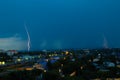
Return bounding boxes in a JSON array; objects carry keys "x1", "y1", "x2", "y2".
[
  {"x1": 33, "y1": 63, "x2": 44, "y2": 70},
  {"x1": 52, "y1": 56, "x2": 60, "y2": 60},
  {"x1": 0, "y1": 49, "x2": 5, "y2": 53},
  {"x1": 103, "y1": 61, "x2": 115, "y2": 67},
  {"x1": 21, "y1": 55, "x2": 33, "y2": 61},
  {"x1": 6, "y1": 50, "x2": 18, "y2": 56},
  {"x1": 117, "y1": 53, "x2": 120, "y2": 59},
  {"x1": 93, "y1": 58, "x2": 100, "y2": 62},
  {"x1": 83, "y1": 49, "x2": 90, "y2": 54}
]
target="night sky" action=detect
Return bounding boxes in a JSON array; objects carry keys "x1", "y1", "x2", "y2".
[{"x1": 0, "y1": 0, "x2": 120, "y2": 51}]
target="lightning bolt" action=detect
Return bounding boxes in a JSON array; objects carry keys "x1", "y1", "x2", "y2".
[{"x1": 24, "y1": 24, "x2": 31, "y2": 51}]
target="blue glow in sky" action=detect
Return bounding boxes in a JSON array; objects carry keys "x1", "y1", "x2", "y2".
[{"x1": 0, "y1": 0, "x2": 120, "y2": 50}]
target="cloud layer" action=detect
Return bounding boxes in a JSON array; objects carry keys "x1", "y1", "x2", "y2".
[{"x1": 0, "y1": 36, "x2": 27, "y2": 50}]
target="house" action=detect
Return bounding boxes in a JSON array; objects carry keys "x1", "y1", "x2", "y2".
[
  {"x1": 21, "y1": 55, "x2": 33, "y2": 61},
  {"x1": 93, "y1": 58, "x2": 100, "y2": 62},
  {"x1": 6, "y1": 50, "x2": 18, "y2": 56},
  {"x1": 103, "y1": 61, "x2": 115, "y2": 67},
  {"x1": 0, "y1": 49, "x2": 5, "y2": 53},
  {"x1": 33, "y1": 63, "x2": 44, "y2": 70}
]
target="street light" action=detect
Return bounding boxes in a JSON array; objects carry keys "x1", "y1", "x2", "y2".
[
  {"x1": 0, "y1": 61, "x2": 5, "y2": 65},
  {"x1": 2, "y1": 61, "x2": 5, "y2": 65},
  {"x1": 44, "y1": 70, "x2": 47, "y2": 73}
]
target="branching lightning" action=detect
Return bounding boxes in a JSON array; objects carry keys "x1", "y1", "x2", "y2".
[{"x1": 24, "y1": 24, "x2": 31, "y2": 51}]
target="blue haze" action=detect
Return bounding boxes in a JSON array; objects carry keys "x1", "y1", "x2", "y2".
[{"x1": 0, "y1": 0, "x2": 120, "y2": 50}]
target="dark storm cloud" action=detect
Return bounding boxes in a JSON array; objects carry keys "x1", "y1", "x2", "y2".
[{"x1": 0, "y1": 0, "x2": 120, "y2": 50}]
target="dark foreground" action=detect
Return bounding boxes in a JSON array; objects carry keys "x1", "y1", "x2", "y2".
[{"x1": 0, "y1": 48, "x2": 120, "y2": 80}]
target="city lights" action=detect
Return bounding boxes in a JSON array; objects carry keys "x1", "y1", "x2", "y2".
[
  {"x1": 65, "y1": 51, "x2": 69, "y2": 55},
  {"x1": 0, "y1": 61, "x2": 5, "y2": 65}
]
